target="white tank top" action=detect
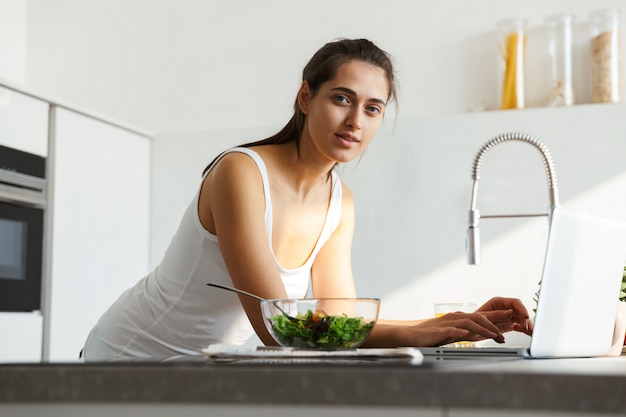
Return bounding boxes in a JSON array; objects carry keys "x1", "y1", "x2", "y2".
[{"x1": 83, "y1": 147, "x2": 343, "y2": 361}]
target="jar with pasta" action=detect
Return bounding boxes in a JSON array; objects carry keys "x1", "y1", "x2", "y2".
[
  {"x1": 589, "y1": 9, "x2": 622, "y2": 103},
  {"x1": 496, "y1": 17, "x2": 528, "y2": 110}
]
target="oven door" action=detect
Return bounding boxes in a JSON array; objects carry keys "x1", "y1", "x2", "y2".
[{"x1": 0, "y1": 200, "x2": 44, "y2": 311}]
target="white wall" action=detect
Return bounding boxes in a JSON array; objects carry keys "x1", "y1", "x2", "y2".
[
  {"x1": 19, "y1": 0, "x2": 626, "y2": 134},
  {"x1": 0, "y1": 0, "x2": 25, "y2": 84}
]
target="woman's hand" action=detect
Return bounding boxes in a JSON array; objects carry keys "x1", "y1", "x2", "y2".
[
  {"x1": 367, "y1": 297, "x2": 533, "y2": 348},
  {"x1": 370, "y1": 311, "x2": 506, "y2": 347},
  {"x1": 410, "y1": 311, "x2": 506, "y2": 346},
  {"x1": 475, "y1": 297, "x2": 533, "y2": 336}
]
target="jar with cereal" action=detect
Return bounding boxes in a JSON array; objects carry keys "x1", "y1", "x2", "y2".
[{"x1": 589, "y1": 9, "x2": 623, "y2": 103}]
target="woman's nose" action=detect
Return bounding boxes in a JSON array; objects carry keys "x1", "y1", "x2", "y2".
[{"x1": 346, "y1": 110, "x2": 363, "y2": 130}]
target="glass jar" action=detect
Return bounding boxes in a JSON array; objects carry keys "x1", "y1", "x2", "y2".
[
  {"x1": 496, "y1": 17, "x2": 528, "y2": 110},
  {"x1": 589, "y1": 9, "x2": 622, "y2": 103},
  {"x1": 545, "y1": 13, "x2": 576, "y2": 106}
]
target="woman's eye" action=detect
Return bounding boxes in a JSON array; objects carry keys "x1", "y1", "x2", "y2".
[
  {"x1": 366, "y1": 106, "x2": 381, "y2": 114},
  {"x1": 334, "y1": 95, "x2": 349, "y2": 104}
]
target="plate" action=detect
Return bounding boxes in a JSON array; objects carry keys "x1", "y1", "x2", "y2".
[{"x1": 201, "y1": 344, "x2": 423, "y2": 365}]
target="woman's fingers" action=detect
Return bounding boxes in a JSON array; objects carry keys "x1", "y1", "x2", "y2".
[
  {"x1": 479, "y1": 297, "x2": 530, "y2": 320},
  {"x1": 479, "y1": 308, "x2": 533, "y2": 336},
  {"x1": 478, "y1": 298, "x2": 534, "y2": 336},
  {"x1": 436, "y1": 312, "x2": 505, "y2": 343},
  {"x1": 414, "y1": 304, "x2": 532, "y2": 347}
]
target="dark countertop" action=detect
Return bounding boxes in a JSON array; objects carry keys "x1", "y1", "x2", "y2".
[{"x1": 2, "y1": 355, "x2": 626, "y2": 414}]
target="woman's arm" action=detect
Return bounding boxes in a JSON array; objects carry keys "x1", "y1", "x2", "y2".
[
  {"x1": 199, "y1": 152, "x2": 286, "y2": 346},
  {"x1": 365, "y1": 312, "x2": 505, "y2": 347},
  {"x1": 365, "y1": 298, "x2": 532, "y2": 347},
  {"x1": 310, "y1": 183, "x2": 358, "y2": 298}
]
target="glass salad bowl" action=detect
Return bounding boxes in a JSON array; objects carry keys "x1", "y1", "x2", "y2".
[{"x1": 260, "y1": 298, "x2": 380, "y2": 350}]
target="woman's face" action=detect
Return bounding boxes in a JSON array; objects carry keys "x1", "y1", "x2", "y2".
[{"x1": 299, "y1": 60, "x2": 389, "y2": 164}]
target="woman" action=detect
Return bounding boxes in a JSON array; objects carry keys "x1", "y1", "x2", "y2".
[{"x1": 83, "y1": 38, "x2": 532, "y2": 361}]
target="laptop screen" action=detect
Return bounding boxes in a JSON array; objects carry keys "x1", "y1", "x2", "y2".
[{"x1": 530, "y1": 207, "x2": 626, "y2": 358}]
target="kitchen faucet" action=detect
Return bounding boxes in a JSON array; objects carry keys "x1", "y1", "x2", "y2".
[{"x1": 466, "y1": 132, "x2": 560, "y2": 265}]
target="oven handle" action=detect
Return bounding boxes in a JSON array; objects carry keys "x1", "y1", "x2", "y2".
[
  {"x1": 0, "y1": 169, "x2": 46, "y2": 208},
  {"x1": 0, "y1": 169, "x2": 45, "y2": 191},
  {"x1": 0, "y1": 182, "x2": 46, "y2": 208}
]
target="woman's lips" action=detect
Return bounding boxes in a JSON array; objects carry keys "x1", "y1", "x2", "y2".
[{"x1": 336, "y1": 132, "x2": 360, "y2": 143}]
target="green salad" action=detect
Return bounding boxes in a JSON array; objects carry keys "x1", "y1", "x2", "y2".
[{"x1": 269, "y1": 308, "x2": 374, "y2": 350}]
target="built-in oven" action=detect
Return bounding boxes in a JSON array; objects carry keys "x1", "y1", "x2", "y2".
[{"x1": 0, "y1": 144, "x2": 46, "y2": 311}]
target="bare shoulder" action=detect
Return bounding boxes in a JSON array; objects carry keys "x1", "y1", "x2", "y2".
[
  {"x1": 210, "y1": 150, "x2": 258, "y2": 174},
  {"x1": 205, "y1": 150, "x2": 262, "y2": 187},
  {"x1": 201, "y1": 150, "x2": 265, "y2": 209},
  {"x1": 199, "y1": 150, "x2": 265, "y2": 233}
]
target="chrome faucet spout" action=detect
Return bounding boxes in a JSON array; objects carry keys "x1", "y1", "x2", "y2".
[
  {"x1": 467, "y1": 208, "x2": 480, "y2": 265},
  {"x1": 466, "y1": 132, "x2": 560, "y2": 265}
]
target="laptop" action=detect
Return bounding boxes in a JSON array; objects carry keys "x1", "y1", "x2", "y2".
[{"x1": 420, "y1": 206, "x2": 626, "y2": 359}]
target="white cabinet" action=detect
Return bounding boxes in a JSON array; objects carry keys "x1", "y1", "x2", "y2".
[
  {"x1": 0, "y1": 86, "x2": 48, "y2": 156},
  {"x1": 47, "y1": 108, "x2": 151, "y2": 361},
  {"x1": 0, "y1": 313, "x2": 43, "y2": 363}
]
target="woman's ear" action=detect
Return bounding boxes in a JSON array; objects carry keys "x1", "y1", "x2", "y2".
[{"x1": 297, "y1": 81, "x2": 311, "y2": 114}]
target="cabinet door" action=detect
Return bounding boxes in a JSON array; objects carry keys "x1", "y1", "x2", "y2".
[
  {"x1": 0, "y1": 86, "x2": 48, "y2": 157},
  {"x1": 0, "y1": 313, "x2": 43, "y2": 362},
  {"x1": 48, "y1": 108, "x2": 150, "y2": 361}
]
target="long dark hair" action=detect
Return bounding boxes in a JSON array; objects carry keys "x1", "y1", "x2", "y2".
[{"x1": 203, "y1": 38, "x2": 397, "y2": 175}]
